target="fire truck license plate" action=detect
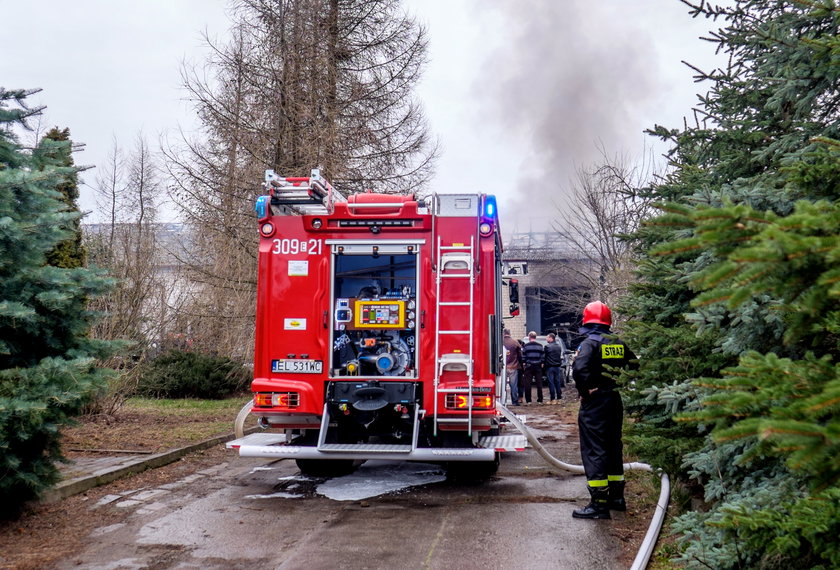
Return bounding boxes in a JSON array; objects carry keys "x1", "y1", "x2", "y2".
[{"x1": 272, "y1": 359, "x2": 323, "y2": 374}]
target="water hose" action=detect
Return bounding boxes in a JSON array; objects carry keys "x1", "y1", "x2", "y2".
[
  {"x1": 234, "y1": 399, "x2": 254, "y2": 439},
  {"x1": 497, "y1": 402, "x2": 670, "y2": 570}
]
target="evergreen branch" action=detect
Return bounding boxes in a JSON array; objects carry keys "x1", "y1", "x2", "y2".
[
  {"x1": 651, "y1": 238, "x2": 704, "y2": 256},
  {"x1": 759, "y1": 422, "x2": 826, "y2": 442},
  {"x1": 693, "y1": 290, "x2": 733, "y2": 307},
  {"x1": 789, "y1": 0, "x2": 840, "y2": 13}
]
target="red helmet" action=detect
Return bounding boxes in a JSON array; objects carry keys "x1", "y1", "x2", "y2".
[{"x1": 583, "y1": 301, "x2": 612, "y2": 326}]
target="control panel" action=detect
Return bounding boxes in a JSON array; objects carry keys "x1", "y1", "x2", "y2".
[
  {"x1": 334, "y1": 298, "x2": 417, "y2": 330},
  {"x1": 354, "y1": 299, "x2": 405, "y2": 329}
]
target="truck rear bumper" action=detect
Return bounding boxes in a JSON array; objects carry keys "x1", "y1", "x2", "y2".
[{"x1": 226, "y1": 432, "x2": 526, "y2": 462}]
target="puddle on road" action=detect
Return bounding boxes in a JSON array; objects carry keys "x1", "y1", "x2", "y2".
[
  {"x1": 243, "y1": 460, "x2": 446, "y2": 502},
  {"x1": 317, "y1": 460, "x2": 446, "y2": 501}
]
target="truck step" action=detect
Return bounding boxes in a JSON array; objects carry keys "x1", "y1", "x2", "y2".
[
  {"x1": 318, "y1": 443, "x2": 412, "y2": 454},
  {"x1": 478, "y1": 434, "x2": 528, "y2": 452}
]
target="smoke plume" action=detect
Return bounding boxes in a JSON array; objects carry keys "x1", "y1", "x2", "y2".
[{"x1": 471, "y1": 0, "x2": 689, "y2": 233}]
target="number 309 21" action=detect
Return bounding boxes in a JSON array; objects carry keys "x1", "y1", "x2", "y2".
[{"x1": 271, "y1": 238, "x2": 323, "y2": 256}]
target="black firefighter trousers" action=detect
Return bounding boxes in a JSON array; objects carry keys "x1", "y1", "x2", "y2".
[{"x1": 578, "y1": 389, "x2": 624, "y2": 487}]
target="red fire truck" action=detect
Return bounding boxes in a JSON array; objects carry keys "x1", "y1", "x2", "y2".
[{"x1": 227, "y1": 169, "x2": 525, "y2": 477}]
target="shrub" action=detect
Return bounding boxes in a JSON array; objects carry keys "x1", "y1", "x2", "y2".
[{"x1": 134, "y1": 350, "x2": 249, "y2": 399}]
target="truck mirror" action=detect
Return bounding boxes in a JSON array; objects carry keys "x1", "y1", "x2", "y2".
[
  {"x1": 509, "y1": 279, "x2": 519, "y2": 304},
  {"x1": 510, "y1": 303, "x2": 520, "y2": 317}
]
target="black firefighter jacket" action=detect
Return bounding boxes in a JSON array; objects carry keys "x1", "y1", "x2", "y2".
[{"x1": 573, "y1": 328, "x2": 637, "y2": 397}]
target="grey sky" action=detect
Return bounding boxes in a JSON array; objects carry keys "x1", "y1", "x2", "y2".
[{"x1": 1, "y1": 1, "x2": 719, "y2": 233}]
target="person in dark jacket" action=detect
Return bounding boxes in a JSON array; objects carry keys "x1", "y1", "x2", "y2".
[
  {"x1": 503, "y1": 329, "x2": 522, "y2": 405},
  {"x1": 543, "y1": 333, "x2": 565, "y2": 403},
  {"x1": 520, "y1": 331, "x2": 545, "y2": 404},
  {"x1": 571, "y1": 301, "x2": 638, "y2": 520}
]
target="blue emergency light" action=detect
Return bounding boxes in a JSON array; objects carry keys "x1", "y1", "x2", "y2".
[
  {"x1": 483, "y1": 195, "x2": 497, "y2": 218},
  {"x1": 255, "y1": 195, "x2": 268, "y2": 220},
  {"x1": 479, "y1": 195, "x2": 498, "y2": 237}
]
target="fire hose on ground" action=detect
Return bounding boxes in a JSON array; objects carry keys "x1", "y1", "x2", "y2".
[
  {"x1": 234, "y1": 399, "x2": 253, "y2": 440},
  {"x1": 497, "y1": 402, "x2": 670, "y2": 570},
  {"x1": 234, "y1": 399, "x2": 668, "y2": 569}
]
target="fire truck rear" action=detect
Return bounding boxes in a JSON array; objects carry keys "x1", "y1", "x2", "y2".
[{"x1": 227, "y1": 169, "x2": 526, "y2": 477}]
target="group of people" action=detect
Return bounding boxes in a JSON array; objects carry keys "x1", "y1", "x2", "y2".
[
  {"x1": 503, "y1": 330, "x2": 566, "y2": 406},
  {"x1": 504, "y1": 301, "x2": 638, "y2": 520}
]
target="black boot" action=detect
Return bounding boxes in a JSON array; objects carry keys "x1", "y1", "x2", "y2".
[
  {"x1": 608, "y1": 480, "x2": 626, "y2": 511},
  {"x1": 572, "y1": 487, "x2": 611, "y2": 519}
]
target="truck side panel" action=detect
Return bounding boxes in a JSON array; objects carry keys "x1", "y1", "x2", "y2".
[{"x1": 253, "y1": 217, "x2": 330, "y2": 416}]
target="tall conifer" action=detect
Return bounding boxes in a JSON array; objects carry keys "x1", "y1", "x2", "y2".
[
  {"x1": 0, "y1": 88, "x2": 112, "y2": 517},
  {"x1": 624, "y1": 2, "x2": 840, "y2": 566}
]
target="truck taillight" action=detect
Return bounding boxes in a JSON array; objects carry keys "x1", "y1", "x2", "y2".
[
  {"x1": 254, "y1": 392, "x2": 300, "y2": 408},
  {"x1": 445, "y1": 394, "x2": 494, "y2": 410}
]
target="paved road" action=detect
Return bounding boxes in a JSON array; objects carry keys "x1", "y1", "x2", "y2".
[{"x1": 53, "y1": 409, "x2": 636, "y2": 569}]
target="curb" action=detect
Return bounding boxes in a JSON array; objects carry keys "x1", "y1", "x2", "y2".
[{"x1": 43, "y1": 426, "x2": 261, "y2": 503}]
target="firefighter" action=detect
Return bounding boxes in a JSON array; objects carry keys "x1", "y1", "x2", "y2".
[{"x1": 571, "y1": 301, "x2": 637, "y2": 519}]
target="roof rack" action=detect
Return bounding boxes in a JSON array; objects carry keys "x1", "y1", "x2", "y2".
[{"x1": 264, "y1": 168, "x2": 347, "y2": 215}]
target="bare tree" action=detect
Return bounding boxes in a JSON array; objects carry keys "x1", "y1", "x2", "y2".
[
  {"x1": 93, "y1": 136, "x2": 123, "y2": 244},
  {"x1": 546, "y1": 151, "x2": 656, "y2": 325},
  {"x1": 163, "y1": 22, "x2": 262, "y2": 359},
  {"x1": 87, "y1": 134, "x2": 175, "y2": 354},
  {"x1": 84, "y1": 135, "x2": 168, "y2": 411},
  {"x1": 126, "y1": 132, "x2": 160, "y2": 227},
  {"x1": 164, "y1": 0, "x2": 437, "y2": 359}
]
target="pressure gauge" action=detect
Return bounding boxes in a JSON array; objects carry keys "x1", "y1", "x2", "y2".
[{"x1": 407, "y1": 300, "x2": 416, "y2": 310}]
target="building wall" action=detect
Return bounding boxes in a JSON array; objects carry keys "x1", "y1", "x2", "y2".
[
  {"x1": 501, "y1": 277, "x2": 527, "y2": 338},
  {"x1": 502, "y1": 268, "x2": 574, "y2": 338},
  {"x1": 502, "y1": 232, "x2": 591, "y2": 340},
  {"x1": 500, "y1": 261, "x2": 537, "y2": 338}
]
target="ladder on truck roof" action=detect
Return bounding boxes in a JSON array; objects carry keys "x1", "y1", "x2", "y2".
[
  {"x1": 433, "y1": 234, "x2": 476, "y2": 435},
  {"x1": 264, "y1": 168, "x2": 347, "y2": 216}
]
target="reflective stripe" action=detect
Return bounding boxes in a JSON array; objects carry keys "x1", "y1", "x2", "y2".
[
  {"x1": 608, "y1": 474, "x2": 625, "y2": 482},
  {"x1": 601, "y1": 344, "x2": 624, "y2": 359},
  {"x1": 587, "y1": 479, "x2": 608, "y2": 488}
]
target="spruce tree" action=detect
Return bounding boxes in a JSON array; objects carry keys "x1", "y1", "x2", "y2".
[
  {"x1": 624, "y1": 1, "x2": 840, "y2": 567},
  {"x1": 34, "y1": 127, "x2": 87, "y2": 268},
  {"x1": 0, "y1": 88, "x2": 113, "y2": 517}
]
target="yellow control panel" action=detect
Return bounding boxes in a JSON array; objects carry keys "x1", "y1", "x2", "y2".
[{"x1": 354, "y1": 299, "x2": 406, "y2": 329}]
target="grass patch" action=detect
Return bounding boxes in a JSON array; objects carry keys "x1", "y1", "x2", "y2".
[
  {"x1": 125, "y1": 395, "x2": 251, "y2": 416},
  {"x1": 62, "y1": 394, "x2": 255, "y2": 455}
]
